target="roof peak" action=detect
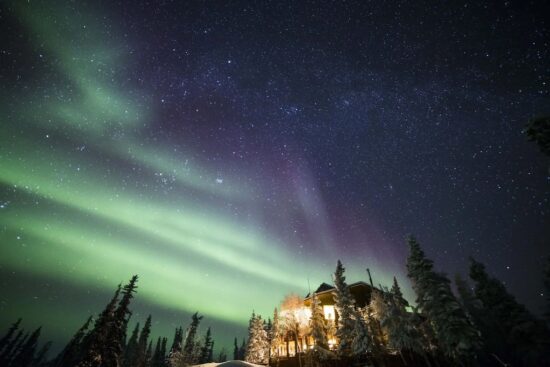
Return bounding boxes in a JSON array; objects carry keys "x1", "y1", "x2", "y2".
[{"x1": 306, "y1": 281, "x2": 377, "y2": 298}]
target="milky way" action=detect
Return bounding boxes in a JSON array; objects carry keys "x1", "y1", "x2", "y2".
[{"x1": 0, "y1": 0, "x2": 548, "y2": 352}]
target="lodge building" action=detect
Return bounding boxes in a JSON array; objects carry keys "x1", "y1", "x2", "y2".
[{"x1": 272, "y1": 281, "x2": 384, "y2": 358}]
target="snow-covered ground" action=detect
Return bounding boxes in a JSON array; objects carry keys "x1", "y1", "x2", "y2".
[{"x1": 192, "y1": 361, "x2": 267, "y2": 367}]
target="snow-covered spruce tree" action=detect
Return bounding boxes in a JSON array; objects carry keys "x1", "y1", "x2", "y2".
[
  {"x1": 381, "y1": 288, "x2": 425, "y2": 365},
  {"x1": 369, "y1": 290, "x2": 388, "y2": 342},
  {"x1": 244, "y1": 311, "x2": 255, "y2": 361},
  {"x1": 180, "y1": 312, "x2": 203, "y2": 365},
  {"x1": 269, "y1": 308, "x2": 280, "y2": 360},
  {"x1": 198, "y1": 327, "x2": 213, "y2": 364},
  {"x1": 190, "y1": 339, "x2": 203, "y2": 365},
  {"x1": 390, "y1": 277, "x2": 409, "y2": 308},
  {"x1": 167, "y1": 312, "x2": 202, "y2": 367},
  {"x1": 407, "y1": 237, "x2": 481, "y2": 362},
  {"x1": 366, "y1": 291, "x2": 387, "y2": 365},
  {"x1": 309, "y1": 294, "x2": 332, "y2": 364},
  {"x1": 454, "y1": 275, "x2": 483, "y2": 319},
  {"x1": 310, "y1": 294, "x2": 329, "y2": 349},
  {"x1": 217, "y1": 347, "x2": 227, "y2": 362},
  {"x1": 470, "y1": 258, "x2": 550, "y2": 365},
  {"x1": 332, "y1": 260, "x2": 356, "y2": 358},
  {"x1": 166, "y1": 327, "x2": 183, "y2": 367},
  {"x1": 361, "y1": 302, "x2": 386, "y2": 367},
  {"x1": 264, "y1": 318, "x2": 272, "y2": 360},
  {"x1": 352, "y1": 308, "x2": 370, "y2": 358},
  {"x1": 245, "y1": 314, "x2": 269, "y2": 364}
]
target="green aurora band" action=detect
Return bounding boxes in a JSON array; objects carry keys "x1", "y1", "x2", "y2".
[{"x1": 0, "y1": 1, "x2": 403, "y2": 349}]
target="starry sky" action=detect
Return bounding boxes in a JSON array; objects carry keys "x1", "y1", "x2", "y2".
[{"x1": 0, "y1": 0, "x2": 549, "y2": 354}]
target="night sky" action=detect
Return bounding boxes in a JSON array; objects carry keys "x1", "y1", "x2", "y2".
[{"x1": 1, "y1": 0, "x2": 549, "y2": 353}]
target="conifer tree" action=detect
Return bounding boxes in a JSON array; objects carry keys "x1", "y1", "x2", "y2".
[
  {"x1": 352, "y1": 308, "x2": 370, "y2": 358},
  {"x1": 0, "y1": 319, "x2": 21, "y2": 354},
  {"x1": 407, "y1": 236, "x2": 481, "y2": 362},
  {"x1": 208, "y1": 341, "x2": 214, "y2": 363},
  {"x1": 369, "y1": 290, "x2": 388, "y2": 344},
  {"x1": 239, "y1": 338, "x2": 246, "y2": 360},
  {"x1": 78, "y1": 284, "x2": 121, "y2": 367},
  {"x1": 269, "y1": 308, "x2": 279, "y2": 360},
  {"x1": 364, "y1": 303, "x2": 386, "y2": 367},
  {"x1": 390, "y1": 277, "x2": 409, "y2": 308},
  {"x1": 136, "y1": 315, "x2": 152, "y2": 367},
  {"x1": 151, "y1": 337, "x2": 162, "y2": 367},
  {"x1": 380, "y1": 289, "x2": 424, "y2": 365},
  {"x1": 247, "y1": 311, "x2": 255, "y2": 338},
  {"x1": 145, "y1": 341, "x2": 153, "y2": 367},
  {"x1": 11, "y1": 331, "x2": 30, "y2": 364},
  {"x1": 264, "y1": 318, "x2": 272, "y2": 361},
  {"x1": 34, "y1": 341, "x2": 52, "y2": 366},
  {"x1": 0, "y1": 328, "x2": 24, "y2": 365},
  {"x1": 233, "y1": 337, "x2": 239, "y2": 360},
  {"x1": 309, "y1": 294, "x2": 329, "y2": 350},
  {"x1": 181, "y1": 312, "x2": 202, "y2": 364},
  {"x1": 308, "y1": 293, "x2": 332, "y2": 365},
  {"x1": 470, "y1": 258, "x2": 550, "y2": 365},
  {"x1": 160, "y1": 337, "x2": 167, "y2": 364},
  {"x1": 367, "y1": 292, "x2": 387, "y2": 365},
  {"x1": 454, "y1": 275, "x2": 482, "y2": 317},
  {"x1": 107, "y1": 275, "x2": 138, "y2": 367},
  {"x1": 11, "y1": 326, "x2": 41, "y2": 367},
  {"x1": 332, "y1": 260, "x2": 356, "y2": 357},
  {"x1": 191, "y1": 339, "x2": 203, "y2": 365},
  {"x1": 124, "y1": 322, "x2": 140, "y2": 367},
  {"x1": 198, "y1": 327, "x2": 213, "y2": 363},
  {"x1": 53, "y1": 316, "x2": 92, "y2": 367},
  {"x1": 217, "y1": 347, "x2": 227, "y2": 362},
  {"x1": 166, "y1": 328, "x2": 183, "y2": 367},
  {"x1": 169, "y1": 327, "x2": 183, "y2": 356},
  {"x1": 245, "y1": 314, "x2": 269, "y2": 364}
]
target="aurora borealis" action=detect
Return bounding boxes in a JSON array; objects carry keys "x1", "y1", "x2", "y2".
[{"x1": 1, "y1": 0, "x2": 549, "y2": 354}]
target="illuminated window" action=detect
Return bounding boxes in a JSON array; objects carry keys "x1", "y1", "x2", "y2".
[{"x1": 323, "y1": 305, "x2": 335, "y2": 320}]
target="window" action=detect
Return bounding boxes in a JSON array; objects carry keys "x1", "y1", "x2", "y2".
[{"x1": 323, "y1": 305, "x2": 335, "y2": 320}]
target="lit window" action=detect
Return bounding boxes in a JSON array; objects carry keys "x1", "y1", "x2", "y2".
[{"x1": 323, "y1": 305, "x2": 335, "y2": 320}]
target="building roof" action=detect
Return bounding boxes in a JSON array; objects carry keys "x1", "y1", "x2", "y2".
[
  {"x1": 314, "y1": 282, "x2": 334, "y2": 293},
  {"x1": 305, "y1": 281, "x2": 378, "y2": 299}
]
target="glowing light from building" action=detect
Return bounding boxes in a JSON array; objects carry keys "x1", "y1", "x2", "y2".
[{"x1": 323, "y1": 304, "x2": 335, "y2": 320}]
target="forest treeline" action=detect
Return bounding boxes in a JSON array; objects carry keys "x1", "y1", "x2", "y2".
[
  {"x1": 1, "y1": 239, "x2": 549, "y2": 367},
  {"x1": 0, "y1": 275, "x2": 224, "y2": 367},
  {"x1": 240, "y1": 238, "x2": 550, "y2": 367}
]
